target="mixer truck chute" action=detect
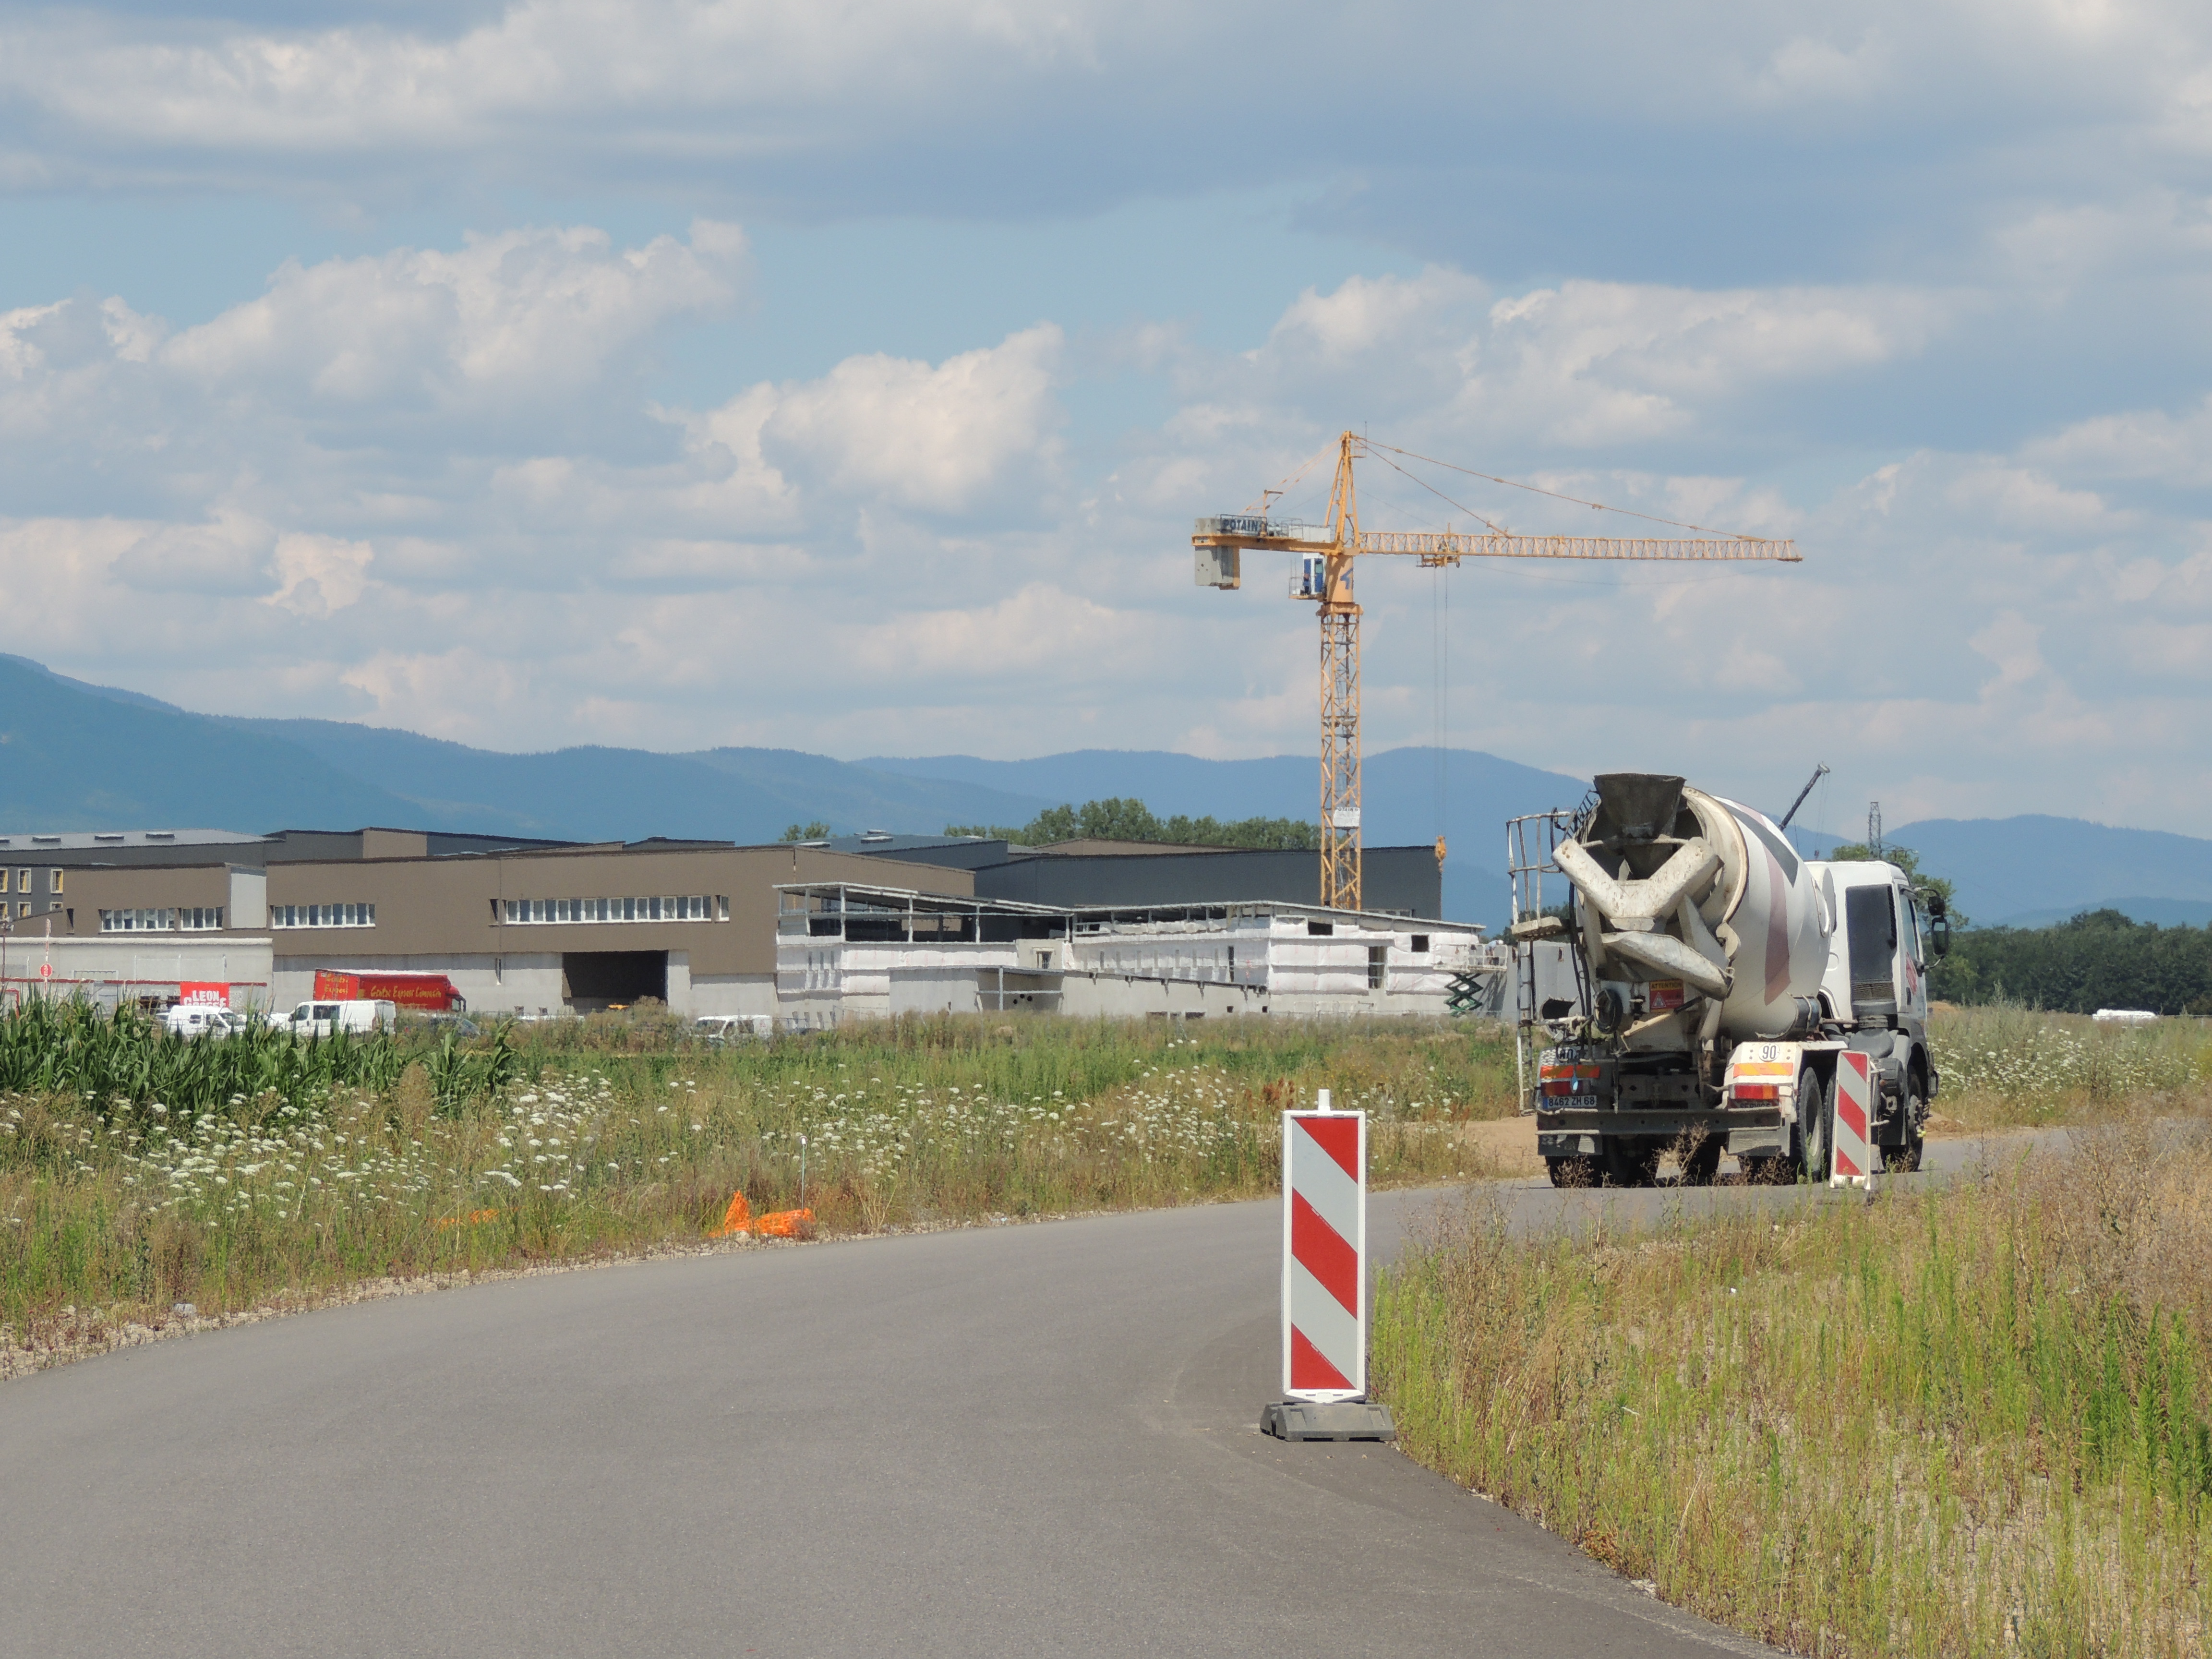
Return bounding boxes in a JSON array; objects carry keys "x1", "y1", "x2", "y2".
[{"x1": 1510, "y1": 773, "x2": 1945, "y2": 1187}]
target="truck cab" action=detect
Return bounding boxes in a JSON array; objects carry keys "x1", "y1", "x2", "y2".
[{"x1": 1804, "y1": 859, "x2": 1942, "y2": 1162}]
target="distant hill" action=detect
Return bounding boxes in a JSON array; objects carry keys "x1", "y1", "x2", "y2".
[
  {"x1": 223, "y1": 717, "x2": 1057, "y2": 846},
  {"x1": 0, "y1": 656, "x2": 418, "y2": 831},
  {"x1": 8, "y1": 654, "x2": 2210, "y2": 933},
  {"x1": 1792, "y1": 816, "x2": 2212, "y2": 928},
  {"x1": 1989, "y1": 898, "x2": 2212, "y2": 930}
]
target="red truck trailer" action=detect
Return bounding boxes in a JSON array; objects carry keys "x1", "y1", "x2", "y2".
[{"x1": 312, "y1": 970, "x2": 466, "y2": 1012}]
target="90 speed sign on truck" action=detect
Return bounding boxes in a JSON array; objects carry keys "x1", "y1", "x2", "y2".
[{"x1": 1509, "y1": 772, "x2": 1949, "y2": 1187}]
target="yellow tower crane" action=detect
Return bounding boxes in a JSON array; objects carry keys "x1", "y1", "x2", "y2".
[{"x1": 1191, "y1": 432, "x2": 1802, "y2": 911}]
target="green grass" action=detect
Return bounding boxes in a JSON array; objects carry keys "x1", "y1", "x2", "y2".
[
  {"x1": 1374, "y1": 1116, "x2": 2212, "y2": 1656},
  {"x1": 0, "y1": 1009, "x2": 1520, "y2": 1349}
]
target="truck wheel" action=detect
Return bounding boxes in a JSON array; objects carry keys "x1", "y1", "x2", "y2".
[
  {"x1": 1546, "y1": 1155, "x2": 1599, "y2": 1189},
  {"x1": 1884, "y1": 1081, "x2": 1927, "y2": 1173},
  {"x1": 1681, "y1": 1137, "x2": 1723, "y2": 1187},
  {"x1": 1793, "y1": 1069, "x2": 1831, "y2": 1183}
]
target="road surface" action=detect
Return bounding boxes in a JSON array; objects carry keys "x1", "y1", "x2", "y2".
[{"x1": 1, "y1": 1148, "x2": 2003, "y2": 1657}]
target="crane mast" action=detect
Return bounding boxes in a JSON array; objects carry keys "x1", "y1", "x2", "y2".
[{"x1": 1193, "y1": 432, "x2": 1802, "y2": 910}]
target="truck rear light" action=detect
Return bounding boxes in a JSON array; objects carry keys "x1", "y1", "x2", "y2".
[{"x1": 1731, "y1": 1083, "x2": 1780, "y2": 1102}]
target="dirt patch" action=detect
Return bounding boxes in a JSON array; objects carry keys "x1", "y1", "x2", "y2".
[{"x1": 1459, "y1": 1115, "x2": 1544, "y2": 1180}]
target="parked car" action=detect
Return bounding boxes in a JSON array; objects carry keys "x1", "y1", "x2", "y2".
[
  {"x1": 695, "y1": 1014, "x2": 771, "y2": 1045},
  {"x1": 164, "y1": 1005, "x2": 248, "y2": 1039},
  {"x1": 419, "y1": 1012, "x2": 482, "y2": 1038},
  {"x1": 266, "y1": 999, "x2": 398, "y2": 1038}
]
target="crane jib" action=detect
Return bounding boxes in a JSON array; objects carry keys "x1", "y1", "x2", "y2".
[
  {"x1": 1191, "y1": 530, "x2": 1799, "y2": 562},
  {"x1": 1189, "y1": 431, "x2": 1803, "y2": 911}
]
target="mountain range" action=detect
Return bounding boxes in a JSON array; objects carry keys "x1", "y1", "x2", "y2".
[{"x1": 2, "y1": 654, "x2": 2207, "y2": 929}]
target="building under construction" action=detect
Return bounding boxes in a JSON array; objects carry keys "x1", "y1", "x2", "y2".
[{"x1": 13, "y1": 826, "x2": 1497, "y2": 1022}]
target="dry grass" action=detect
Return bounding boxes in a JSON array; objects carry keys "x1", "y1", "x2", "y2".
[{"x1": 1374, "y1": 1112, "x2": 2212, "y2": 1656}]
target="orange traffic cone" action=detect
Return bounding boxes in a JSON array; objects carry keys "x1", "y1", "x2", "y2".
[{"x1": 710, "y1": 1191, "x2": 752, "y2": 1238}]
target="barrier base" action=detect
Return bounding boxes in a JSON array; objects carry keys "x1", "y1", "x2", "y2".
[{"x1": 1261, "y1": 1400, "x2": 1397, "y2": 1442}]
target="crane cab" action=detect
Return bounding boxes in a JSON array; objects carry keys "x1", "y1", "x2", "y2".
[{"x1": 1293, "y1": 553, "x2": 1348, "y2": 601}]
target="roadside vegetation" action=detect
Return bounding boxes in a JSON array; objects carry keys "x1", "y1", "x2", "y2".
[
  {"x1": 1376, "y1": 1112, "x2": 2212, "y2": 1654},
  {"x1": 0, "y1": 1004, "x2": 1517, "y2": 1365},
  {"x1": 1928, "y1": 1002, "x2": 2205, "y2": 1129}
]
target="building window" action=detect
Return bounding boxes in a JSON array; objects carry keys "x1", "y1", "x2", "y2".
[
  {"x1": 49, "y1": 869, "x2": 62, "y2": 894},
  {"x1": 13, "y1": 869, "x2": 27, "y2": 893},
  {"x1": 99, "y1": 907, "x2": 225, "y2": 934},
  {"x1": 270, "y1": 903, "x2": 377, "y2": 928},
  {"x1": 501, "y1": 895, "x2": 716, "y2": 924},
  {"x1": 1410, "y1": 935, "x2": 1430, "y2": 954},
  {"x1": 12, "y1": 902, "x2": 24, "y2": 919},
  {"x1": 1368, "y1": 945, "x2": 1387, "y2": 989},
  {"x1": 1307, "y1": 920, "x2": 1334, "y2": 937}
]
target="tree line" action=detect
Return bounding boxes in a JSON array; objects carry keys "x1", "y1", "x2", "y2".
[
  {"x1": 946, "y1": 797, "x2": 1320, "y2": 851},
  {"x1": 1931, "y1": 909, "x2": 2212, "y2": 1016}
]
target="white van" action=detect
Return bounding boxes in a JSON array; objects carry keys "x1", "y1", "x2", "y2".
[
  {"x1": 164, "y1": 1005, "x2": 247, "y2": 1039},
  {"x1": 695, "y1": 1014, "x2": 771, "y2": 1045},
  {"x1": 266, "y1": 999, "x2": 398, "y2": 1038}
]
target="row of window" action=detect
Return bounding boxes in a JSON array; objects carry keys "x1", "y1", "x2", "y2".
[
  {"x1": 99, "y1": 907, "x2": 225, "y2": 934},
  {"x1": 272, "y1": 904, "x2": 376, "y2": 929},
  {"x1": 501, "y1": 895, "x2": 727, "y2": 925},
  {"x1": 11, "y1": 870, "x2": 60, "y2": 893}
]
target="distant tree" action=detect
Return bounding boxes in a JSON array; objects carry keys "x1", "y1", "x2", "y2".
[
  {"x1": 1823, "y1": 839, "x2": 1963, "y2": 926},
  {"x1": 1928, "y1": 908, "x2": 2212, "y2": 1014},
  {"x1": 946, "y1": 798, "x2": 1319, "y2": 851},
  {"x1": 778, "y1": 821, "x2": 831, "y2": 842}
]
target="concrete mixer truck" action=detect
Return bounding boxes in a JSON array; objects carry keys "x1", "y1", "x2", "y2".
[{"x1": 1508, "y1": 773, "x2": 1950, "y2": 1187}]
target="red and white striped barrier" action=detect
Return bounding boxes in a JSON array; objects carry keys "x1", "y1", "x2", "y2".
[
  {"x1": 1282, "y1": 1094, "x2": 1367, "y2": 1403},
  {"x1": 1831, "y1": 1052, "x2": 1875, "y2": 1190}
]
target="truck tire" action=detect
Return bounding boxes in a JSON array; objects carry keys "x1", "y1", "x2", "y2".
[
  {"x1": 1793, "y1": 1068, "x2": 1831, "y2": 1183},
  {"x1": 1546, "y1": 1155, "x2": 1599, "y2": 1189},
  {"x1": 1885, "y1": 1079, "x2": 1927, "y2": 1173}
]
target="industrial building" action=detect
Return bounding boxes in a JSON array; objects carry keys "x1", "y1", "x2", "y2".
[
  {"x1": 9, "y1": 824, "x2": 1489, "y2": 1022},
  {"x1": 774, "y1": 881, "x2": 1488, "y2": 1024}
]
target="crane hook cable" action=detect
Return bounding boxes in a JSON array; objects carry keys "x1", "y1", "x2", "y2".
[{"x1": 1369, "y1": 440, "x2": 1785, "y2": 542}]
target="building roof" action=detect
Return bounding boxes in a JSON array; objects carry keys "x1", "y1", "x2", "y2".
[
  {"x1": 1029, "y1": 839, "x2": 1232, "y2": 857},
  {"x1": 774, "y1": 879, "x2": 1484, "y2": 935},
  {"x1": 0, "y1": 829, "x2": 264, "y2": 851}
]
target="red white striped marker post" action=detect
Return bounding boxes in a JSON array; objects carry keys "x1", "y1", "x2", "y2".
[
  {"x1": 1830, "y1": 1052, "x2": 1876, "y2": 1192},
  {"x1": 1262, "y1": 1091, "x2": 1395, "y2": 1440},
  {"x1": 1284, "y1": 1090, "x2": 1366, "y2": 1401}
]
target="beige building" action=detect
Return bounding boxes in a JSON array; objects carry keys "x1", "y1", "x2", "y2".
[{"x1": 39, "y1": 842, "x2": 973, "y2": 1017}]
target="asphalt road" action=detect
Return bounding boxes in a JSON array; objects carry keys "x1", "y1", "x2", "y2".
[{"x1": 0, "y1": 1143, "x2": 2006, "y2": 1658}]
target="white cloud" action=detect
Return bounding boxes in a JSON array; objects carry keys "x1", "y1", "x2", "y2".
[
  {"x1": 264, "y1": 532, "x2": 374, "y2": 616},
  {"x1": 758, "y1": 325, "x2": 1063, "y2": 515},
  {"x1": 163, "y1": 220, "x2": 746, "y2": 409},
  {"x1": 2022, "y1": 395, "x2": 2212, "y2": 486}
]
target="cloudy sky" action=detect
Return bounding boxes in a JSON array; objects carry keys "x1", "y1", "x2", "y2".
[{"x1": 3, "y1": 0, "x2": 2211, "y2": 836}]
